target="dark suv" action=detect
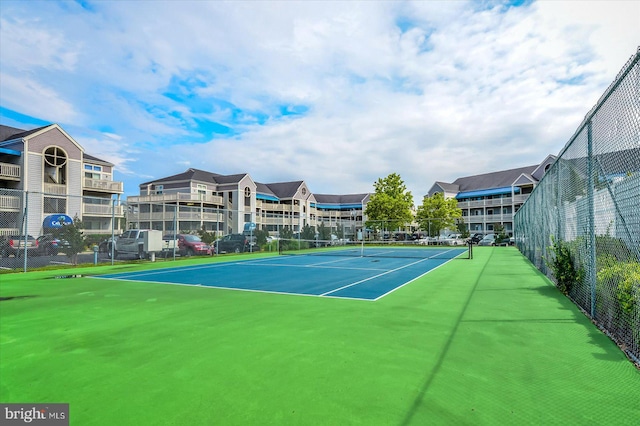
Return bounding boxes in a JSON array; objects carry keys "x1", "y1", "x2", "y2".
[
  {"x1": 36, "y1": 234, "x2": 70, "y2": 256},
  {"x1": 213, "y1": 234, "x2": 253, "y2": 254}
]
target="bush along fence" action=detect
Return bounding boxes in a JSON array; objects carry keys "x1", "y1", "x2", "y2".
[{"x1": 514, "y1": 47, "x2": 640, "y2": 364}]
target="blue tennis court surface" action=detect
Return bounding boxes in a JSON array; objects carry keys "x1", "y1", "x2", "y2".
[{"x1": 95, "y1": 248, "x2": 467, "y2": 301}]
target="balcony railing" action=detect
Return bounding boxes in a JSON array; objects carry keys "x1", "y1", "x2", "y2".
[
  {"x1": 0, "y1": 162, "x2": 20, "y2": 180},
  {"x1": 463, "y1": 214, "x2": 514, "y2": 223},
  {"x1": 128, "y1": 192, "x2": 224, "y2": 205},
  {"x1": 82, "y1": 204, "x2": 124, "y2": 217},
  {"x1": 0, "y1": 228, "x2": 21, "y2": 236},
  {"x1": 83, "y1": 178, "x2": 124, "y2": 194},
  {"x1": 43, "y1": 183, "x2": 67, "y2": 195},
  {"x1": 0, "y1": 194, "x2": 21, "y2": 211}
]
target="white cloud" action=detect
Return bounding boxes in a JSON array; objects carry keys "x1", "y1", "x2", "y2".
[{"x1": 0, "y1": 0, "x2": 638, "y2": 200}]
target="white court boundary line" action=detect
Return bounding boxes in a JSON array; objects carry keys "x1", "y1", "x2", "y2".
[{"x1": 92, "y1": 249, "x2": 466, "y2": 301}]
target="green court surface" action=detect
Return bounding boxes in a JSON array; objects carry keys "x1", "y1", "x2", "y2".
[{"x1": 1, "y1": 248, "x2": 638, "y2": 425}]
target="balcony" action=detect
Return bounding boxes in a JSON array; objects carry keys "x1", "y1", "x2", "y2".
[
  {"x1": 0, "y1": 194, "x2": 21, "y2": 212},
  {"x1": 0, "y1": 228, "x2": 21, "y2": 236},
  {"x1": 83, "y1": 178, "x2": 124, "y2": 194},
  {"x1": 128, "y1": 192, "x2": 223, "y2": 205},
  {"x1": 82, "y1": 204, "x2": 124, "y2": 217},
  {"x1": 0, "y1": 162, "x2": 20, "y2": 181},
  {"x1": 133, "y1": 211, "x2": 224, "y2": 221},
  {"x1": 463, "y1": 214, "x2": 514, "y2": 223},
  {"x1": 43, "y1": 183, "x2": 66, "y2": 195}
]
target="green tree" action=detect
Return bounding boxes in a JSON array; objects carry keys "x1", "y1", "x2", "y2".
[
  {"x1": 254, "y1": 228, "x2": 270, "y2": 246},
  {"x1": 493, "y1": 224, "x2": 508, "y2": 244},
  {"x1": 280, "y1": 226, "x2": 293, "y2": 240},
  {"x1": 364, "y1": 173, "x2": 414, "y2": 233},
  {"x1": 317, "y1": 222, "x2": 331, "y2": 241},
  {"x1": 300, "y1": 224, "x2": 316, "y2": 240},
  {"x1": 52, "y1": 215, "x2": 86, "y2": 265},
  {"x1": 197, "y1": 225, "x2": 216, "y2": 245},
  {"x1": 456, "y1": 219, "x2": 470, "y2": 238},
  {"x1": 416, "y1": 192, "x2": 462, "y2": 237}
]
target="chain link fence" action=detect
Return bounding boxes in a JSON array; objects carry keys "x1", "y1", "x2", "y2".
[
  {"x1": 514, "y1": 48, "x2": 640, "y2": 364},
  {"x1": 0, "y1": 188, "x2": 125, "y2": 271}
]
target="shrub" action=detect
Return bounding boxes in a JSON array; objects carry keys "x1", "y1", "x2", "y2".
[
  {"x1": 597, "y1": 262, "x2": 640, "y2": 316},
  {"x1": 546, "y1": 236, "x2": 584, "y2": 295}
]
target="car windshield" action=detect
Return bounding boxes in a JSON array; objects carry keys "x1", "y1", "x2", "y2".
[{"x1": 184, "y1": 235, "x2": 202, "y2": 242}]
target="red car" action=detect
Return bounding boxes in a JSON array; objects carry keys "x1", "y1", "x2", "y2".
[{"x1": 164, "y1": 234, "x2": 211, "y2": 256}]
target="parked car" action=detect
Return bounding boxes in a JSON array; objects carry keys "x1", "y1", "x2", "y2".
[
  {"x1": 470, "y1": 233, "x2": 484, "y2": 244},
  {"x1": 441, "y1": 233, "x2": 465, "y2": 246},
  {"x1": 99, "y1": 235, "x2": 120, "y2": 255},
  {"x1": 0, "y1": 235, "x2": 39, "y2": 257},
  {"x1": 213, "y1": 234, "x2": 253, "y2": 254},
  {"x1": 35, "y1": 234, "x2": 70, "y2": 256},
  {"x1": 163, "y1": 233, "x2": 211, "y2": 256},
  {"x1": 497, "y1": 235, "x2": 515, "y2": 246},
  {"x1": 477, "y1": 234, "x2": 497, "y2": 246}
]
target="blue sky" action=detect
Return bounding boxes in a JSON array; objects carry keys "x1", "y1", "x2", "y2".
[{"x1": 0, "y1": 0, "x2": 638, "y2": 200}]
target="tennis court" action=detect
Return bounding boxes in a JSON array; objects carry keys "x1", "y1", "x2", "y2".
[
  {"x1": 95, "y1": 245, "x2": 469, "y2": 300},
  {"x1": 1, "y1": 247, "x2": 638, "y2": 425}
]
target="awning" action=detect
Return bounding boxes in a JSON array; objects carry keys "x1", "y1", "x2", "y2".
[
  {"x1": 0, "y1": 147, "x2": 22, "y2": 156},
  {"x1": 455, "y1": 186, "x2": 520, "y2": 200},
  {"x1": 43, "y1": 214, "x2": 74, "y2": 228},
  {"x1": 256, "y1": 193, "x2": 279, "y2": 202},
  {"x1": 314, "y1": 203, "x2": 363, "y2": 210}
]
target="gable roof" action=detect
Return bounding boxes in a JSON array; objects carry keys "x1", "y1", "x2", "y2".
[
  {"x1": 263, "y1": 181, "x2": 305, "y2": 199},
  {"x1": 140, "y1": 168, "x2": 219, "y2": 186},
  {"x1": 313, "y1": 193, "x2": 368, "y2": 204},
  {"x1": 83, "y1": 153, "x2": 113, "y2": 166},
  {"x1": 0, "y1": 124, "x2": 50, "y2": 143},
  {"x1": 452, "y1": 164, "x2": 539, "y2": 192}
]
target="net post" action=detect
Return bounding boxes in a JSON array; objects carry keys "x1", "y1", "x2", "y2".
[{"x1": 468, "y1": 240, "x2": 473, "y2": 259}]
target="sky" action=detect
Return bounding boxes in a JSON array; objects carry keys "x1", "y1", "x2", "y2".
[{"x1": 0, "y1": 0, "x2": 638, "y2": 202}]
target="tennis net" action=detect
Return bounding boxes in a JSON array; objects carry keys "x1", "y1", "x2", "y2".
[{"x1": 278, "y1": 239, "x2": 470, "y2": 259}]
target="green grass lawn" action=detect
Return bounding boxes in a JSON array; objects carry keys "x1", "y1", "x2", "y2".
[{"x1": 1, "y1": 248, "x2": 638, "y2": 425}]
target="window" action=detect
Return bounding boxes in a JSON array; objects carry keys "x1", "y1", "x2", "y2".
[
  {"x1": 244, "y1": 187, "x2": 251, "y2": 207},
  {"x1": 155, "y1": 185, "x2": 164, "y2": 195},
  {"x1": 84, "y1": 164, "x2": 103, "y2": 180},
  {"x1": 44, "y1": 197, "x2": 66, "y2": 213},
  {"x1": 197, "y1": 184, "x2": 207, "y2": 200},
  {"x1": 43, "y1": 146, "x2": 67, "y2": 184}
]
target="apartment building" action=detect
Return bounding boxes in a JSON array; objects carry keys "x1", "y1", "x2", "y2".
[
  {"x1": 428, "y1": 155, "x2": 556, "y2": 236},
  {"x1": 128, "y1": 168, "x2": 369, "y2": 238},
  {"x1": 0, "y1": 124, "x2": 124, "y2": 236}
]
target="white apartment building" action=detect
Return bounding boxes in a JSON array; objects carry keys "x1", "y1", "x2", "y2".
[
  {"x1": 0, "y1": 124, "x2": 124, "y2": 236},
  {"x1": 428, "y1": 155, "x2": 557, "y2": 236},
  {"x1": 127, "y1": 168, "x2": 370, "y2": 238}
]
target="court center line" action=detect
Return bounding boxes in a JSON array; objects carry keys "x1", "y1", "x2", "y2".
[{"x1": 320, "y1": 256, "x2": 434, "y2": 296}]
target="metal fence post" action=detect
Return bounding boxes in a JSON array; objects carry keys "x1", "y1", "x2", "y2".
[
  {"x1": 22, "y1": 191, "x2": 28, "y2": 273},
  {"x1": 587, "y1": 120, "x2": 596, "y2": 318}
]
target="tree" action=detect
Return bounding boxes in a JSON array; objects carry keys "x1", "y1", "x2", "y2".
[
  {"x1": 317, "y1": 222, "x2": 331, "y2": 240},
  {"x1": 197, "y1": 225, "x2": 216, "y2": 245},
  {"x1": 456, "y1": 219, "x2": 470, "y2": 238},
  {"x1": 300, "y1": 224, "x2": 316, "y2": 240},
  {"x1": 416, "y1": 192, "x2": 462, "y2": 237},
  {"x1": 364, "y1": 173, "x2": 414, "y2": 234},
  {"x1": 52, "y1": 215, "x2": 86, "y2": 265}
]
